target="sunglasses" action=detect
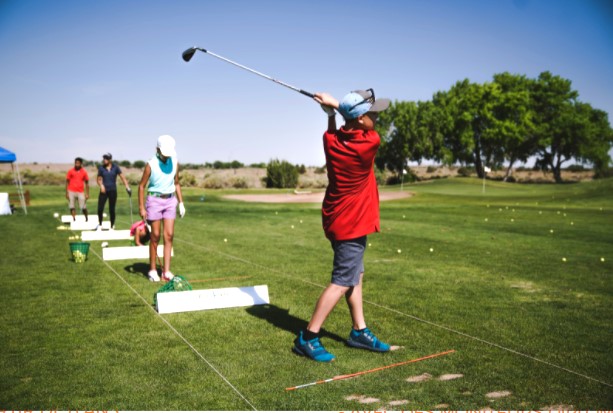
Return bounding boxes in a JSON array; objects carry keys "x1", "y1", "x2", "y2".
[{"x1": 347, "y1": 88, "x2": 375, "y2": 112}]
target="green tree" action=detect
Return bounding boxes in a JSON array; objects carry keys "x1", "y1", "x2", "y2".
[
  {"x1": 437, "y1": 79, "x2": 496, "y2": 178},
  {"x1": 376, "y1": 71, "x2": 612, "y2": 183},
  {"x1": 529, "y1": 71, "x2": 612, "y2": 182},
  {"x1": 265, "y1": 159, "x2": 299, "y2": 188},
  {"x1": 415, "y1": 100, "x2": 448, "y2": 164},
  {"x1": 375, "y1": 101, "x2": 418, "y2": 175},
  {"x1": 375, "y1": 100, "x2": 445, "y2": 177},
  {"x1": 488, "y1": 73, "x2": 535, "y2": 180},
  {"x1": 569, "y1": 103, "x2": 613, "y2": 177}
]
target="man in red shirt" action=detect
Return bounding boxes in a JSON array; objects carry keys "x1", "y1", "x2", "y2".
[
  {"x1": 293, "y1": 89, "x2": 391, "y2": 362},
  {"x1": 65, "y1": 157, "x2": 90, "y2": 221}
]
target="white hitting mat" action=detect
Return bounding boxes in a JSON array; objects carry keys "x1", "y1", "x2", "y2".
[
  {"x1": 156, "y1": 285, "x2": 269, "y2": 314},
  {"x1": 61, "y1": 213, "x2": 106, "y2": 223},
  {"x1": 81, "y1": 230, "x2": 132, "y2": 241},
  {"x1": 70, "y1": 221, "x2": 111, "y2": 231},
  {"x1": 102, "y1": 244, "x2": 172, "y2": 261}
]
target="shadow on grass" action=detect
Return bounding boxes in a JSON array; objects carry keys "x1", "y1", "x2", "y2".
[
  {"x1": 124, "y1": 262, "x2": 150, "y2": 279},
  {"x1": 246, "y1": 304, "x2": 345, "y2": 343}
]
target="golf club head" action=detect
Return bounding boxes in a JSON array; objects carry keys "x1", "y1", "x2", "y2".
[{"x1": 182, "y1": 47, "x2": 199, "y2": 62}]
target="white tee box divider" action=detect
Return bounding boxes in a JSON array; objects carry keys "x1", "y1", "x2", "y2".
[
  {"x1": 81, "y1": 230, "x2": 132, "y2": 241},
  {"x1": 156, "y1": 285, "x2": 270, "y2": 314},
  {"x1": 103, "y1": 244, "x2": 171, "y2": 261},
  {"x1": 70, "y1": 221, "x2": 111, "y2": 231},
  {"x1": 62, "y1": 213, "x2": 106, "y2": 223}
]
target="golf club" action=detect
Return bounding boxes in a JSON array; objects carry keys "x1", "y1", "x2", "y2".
[
  {"x1": 127, "y1": 190, "x2": 134, "y2": 223},
  {"x1": 182, "y1": 46, "x2": 315, "y2": 98},
  {"x1": 286, "y1": 349, "x2": 456, "y2": 391}
]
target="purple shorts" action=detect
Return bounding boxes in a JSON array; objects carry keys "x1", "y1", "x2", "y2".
[{"x1": 146, "y1": 195, "x2": 177, "y2": 221}]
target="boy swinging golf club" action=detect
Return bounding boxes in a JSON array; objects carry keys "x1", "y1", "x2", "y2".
[
  {"x1": 293, "y1": 89, "x2": 392, "y2": 362},
  {"x1": 182, "y1": 46, "x2": 391, "y2": 361}
]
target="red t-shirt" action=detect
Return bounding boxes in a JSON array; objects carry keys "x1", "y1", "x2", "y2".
[
  {"x1": 322, "y1": 127, "x2": 380, "y2": 241},
  {"x1": 66, "y1": 167, "x2": 89, "y2": 193}
]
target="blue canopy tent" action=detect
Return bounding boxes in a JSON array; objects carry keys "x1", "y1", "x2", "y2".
[{"x1": 0, "y1": 146, "x2": 27, "y2": 214}]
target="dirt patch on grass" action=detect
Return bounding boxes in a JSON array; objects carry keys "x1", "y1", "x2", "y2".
[
  {"x1": 541, "y1": 404, "x2": 574, "y2": 410},
  {"x1": 510, "y1": 281, "x2": 539, "y2": 293},
  {"x1": 438, "y1": 373, "x2": 464, "y2": 381},
  {"x1": 486, "y1": 390, "x2": 512, "y2": 399},
  {"x1": 224, "y1": 191, "x2": 412, "y2": 204},
  {"x1": 388, "y1": 400, "x2": 409, "y2": 406},
  {"x1": 406, "y1": 372, "x2": 432, "y2": 383},
  {"x1": 344, "y1": 394, "x2": 380, "y2": 404}
]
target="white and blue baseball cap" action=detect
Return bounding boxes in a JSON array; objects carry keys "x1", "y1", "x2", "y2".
[{"x1": 338, "y1": 89, "x2": 391, "y2": 120}]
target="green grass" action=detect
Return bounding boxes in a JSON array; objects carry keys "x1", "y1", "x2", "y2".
[{"x1": 1, "y1": 178, "x2": 612, "y2": 410}]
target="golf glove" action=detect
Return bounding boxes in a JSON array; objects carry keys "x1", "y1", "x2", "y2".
[
  {"x1": 126, "y1": 187, "x2": 132, "y2": 196},
  {"x1": 178, "y1": 202, "x2": 186, "y2": 218},
  {"x1": 320, "y1": 104, "x2": 335, "y2": 117}
]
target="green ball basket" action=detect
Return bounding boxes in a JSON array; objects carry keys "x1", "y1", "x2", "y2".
[
  {"x1": 69, "y1": 242, "x2": 90, "y2": 263},
  {"x1": 154, "y1": 275, "x2": 192, "y2": 305}
]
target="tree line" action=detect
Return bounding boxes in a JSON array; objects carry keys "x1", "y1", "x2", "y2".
[
  {"x1": 374, "y1": 71, "x2": 613, "y2": 183},
  {"x1": 81, "y1": 159, "x2": 256, "y2": 170}
]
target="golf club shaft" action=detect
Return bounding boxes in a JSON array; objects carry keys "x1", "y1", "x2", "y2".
[
  {"x1": 285, "y1": 349, "x2": 456, "y2": 391},
  {"x1": 128, "y1": 194, "x2": 133, "y2": 223},
  {"x1": 183, "y1": 47, "x2": 315, "y2": 98}
]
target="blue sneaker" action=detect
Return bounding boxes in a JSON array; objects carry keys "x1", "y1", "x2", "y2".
[
  {"x1": 347, "y1": 327, "x2": 390, "y2": 352},
  {"x1": 293, "y1": 331, "x2": 336, "y2": 362}
]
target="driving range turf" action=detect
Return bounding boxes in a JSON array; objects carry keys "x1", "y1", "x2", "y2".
[{"x1": 1, "y1": 178, "x2": 612, "y2": 410}]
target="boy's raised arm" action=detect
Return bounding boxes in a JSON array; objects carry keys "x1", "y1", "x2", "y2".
[{"x1": 314, "y1": 92, "x2": 339, "y2": 132}]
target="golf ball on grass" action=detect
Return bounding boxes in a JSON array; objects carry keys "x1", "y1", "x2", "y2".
[
  {"x1": 53, "y1": 212, "x2": 59, "y2": 218},
  {"x1": 223, "y1": 238, "x2": 228, "y2": 243},
  {"x1": 562, "y1": 257, "x2": 567, "y2": 262},
  {"x1": 397, "y1": 249, "x2": 402, "y2": 254},
  {"x1": 601, "y1": 257, "x2": 605, "y2": 262},
  {"x1": 429, "y1": 248, "x2": 434, "y2": 252}
]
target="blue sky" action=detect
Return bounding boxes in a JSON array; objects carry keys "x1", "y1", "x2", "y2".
[{"x1": 1, "y1": 0, "x2": 612, "y2": 166}]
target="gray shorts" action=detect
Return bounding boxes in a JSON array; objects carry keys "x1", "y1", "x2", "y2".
[
  {"x1": 330, "y1": 236, "x2": 367, "y2": 287},
  {"x1": 68, "y1": 191, "x2": 86, "y2": 210}
]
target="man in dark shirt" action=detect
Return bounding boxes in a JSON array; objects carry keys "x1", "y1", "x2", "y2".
[{"x1": 97, "y1": 153, "x2": 131, "y2": 229}]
